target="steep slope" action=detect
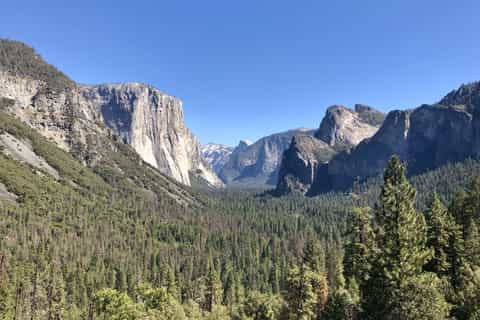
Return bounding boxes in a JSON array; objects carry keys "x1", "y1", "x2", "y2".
[
  {"x1": 281, "y1": 81, "x2": 480, "y2": 196},
  {"x1": 0, "y1": 99, "x2": 200, "y2": 206},
  {"x1": 219, "y1": 129, "x2": 314, "y2": 188},
  {"x1": 315, "y1": 105, "x2": 384, "y2": 150},
  {"x1": 0, "y1": 43, "x2": 108, "y2": 159},
  {"x1": 0, "y1": 39, "x2": 221, "y2": 188},
  {"x1": 275, "y1": 135, "x2": 335, "y2": 195},
  {"x1": 81, "y1": 84, "x2": 223, "y2": 188},
  {"x1": 201, "y1": 143, "x2": 234, "y2": 174},
  {"x1": 276, "y1": 105, "x2": 384, "y2": 195}
]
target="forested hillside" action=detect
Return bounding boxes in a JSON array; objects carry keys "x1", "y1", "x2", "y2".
[
  {"x1": 1, "y1": 97, "x2": 480, "y2": 319},
  {"x1": 0, "y1": 39, "x2": 479, "y2": 320}
]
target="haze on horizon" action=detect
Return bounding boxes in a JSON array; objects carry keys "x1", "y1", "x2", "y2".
[{"x1": 2, "y1": 0, "x2": 480, "y2": 146}]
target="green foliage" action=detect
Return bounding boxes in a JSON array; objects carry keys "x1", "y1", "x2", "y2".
[
  {"x1": 343, "y1": 207, "x2": 375, "y2": 288},
  {"x1": 94, "y1": 288, "x2": 138, "y2": 320},
  {"x1": 321, "y1": 288, "x2": 356, "y2": 320},
  {"x1": 387, "y1": 273, "x2": 451, "y2": 320},
  {"x1": 0, "y1": 39, "x2": 74, "y2": 92},
  {"x1": 1, "y1": 92, "x2": 480, "y2": 319},
  {"x1": 240, "y1": 291, "x2": 283, "y2": 320},
  {"x1": 360, "y1": 157, "x2": 445, "y2": 319},
  {"x1": 424, "y1": 193, "x2": 455, "y2": 277},
  {"x1": 283, "y1": 263, "x2": 328, "y2": 320}
]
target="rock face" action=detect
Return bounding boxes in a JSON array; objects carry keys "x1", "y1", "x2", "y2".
[
  {"x1": 278, "y1": 82, "x2": 480, "y2": 196},
  {"x1": 201, "y1": 143, "x2": 234, "y2": 174},
  {"x1": 219, "y1": 129, "x2": 314, "y2": 188},
  {"x1": 275, "y1": 135, "x2": 335, "y2": 195},
  {"x1": 0, "y1": 40, "x2": 222, "y2": 188},
  {"x1": 315, "y1": 105, "x2": 384, "y2": 150},
  {"x1": 276, "y1": 105, "x2": 385, "y2": 195},
  {"x1": 81, "y1": 84, "x2": 223, "y2": 187},
  {"x1": 0, "y1": 71, "x2": 109, "y2": 161}
]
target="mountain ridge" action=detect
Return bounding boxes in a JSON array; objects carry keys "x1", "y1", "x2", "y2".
[
  {"x1": 276, "y1": 81, "x2": 480, "y2": 196},
  {"x1": 0, "y1": 39, "x2": 222, "y2": 188},
  {"x1": 276, "y1": 104, "x2": 385, "y2": 195}
]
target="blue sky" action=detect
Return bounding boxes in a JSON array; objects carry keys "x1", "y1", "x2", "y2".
[{"x1": 2, "y1": 1, "x2": 480, "y2": 146}]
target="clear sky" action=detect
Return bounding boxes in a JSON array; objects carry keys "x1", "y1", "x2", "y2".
[{"x1": 2, "y1": 1, "x2": 480, "y2": 146}]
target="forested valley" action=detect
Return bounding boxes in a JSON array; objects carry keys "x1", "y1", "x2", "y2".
[
  {"x1": 0, "y1": 105, "x2": 479, "y2": 319},
  {"x1": 0, "y1": 39, "x2": 479, "y2": 320}
]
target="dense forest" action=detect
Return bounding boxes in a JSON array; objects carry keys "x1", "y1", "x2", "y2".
[
  {"x1": 0, "y1": 38, "x2": 479, "y2": 319},
  {"x1": 0, "y1": 103, "x2": 479, "y2": 319}
]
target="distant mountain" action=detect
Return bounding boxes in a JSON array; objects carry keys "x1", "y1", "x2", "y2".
[
  {"x1": 276, "y1": 105, "x2": 385, "y2": 195},
  {"x1": 219, "y1": 129, "x2": 314, "y2": 188},
  {"x1": 201, "y1": 143, "x2": 234, "y2": 174},
  {"x1": 315, "y1": 104, "x2": 385, "y2": 150},
  {"x1": 276, "y1": 82, "x2": 480, "y2": 196},
  {"x1": 0, "y1": 39, "x2": 222, "y2": 188}
]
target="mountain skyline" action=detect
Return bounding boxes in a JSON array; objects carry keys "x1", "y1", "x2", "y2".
[
  {"x1": 2, "y1": 2, "x2": 480, "y2": 317},
  {"x1": 2, "y1": 0, "x2": 480, "y2": 146}
]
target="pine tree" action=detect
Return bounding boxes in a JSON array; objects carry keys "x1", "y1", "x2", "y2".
[
  {"x1": 376, "y1": 156, "x2": 432, "y2": 282},
  {"x1": 283, "y1": 264, "x2": 317, "y2": 320},
  {"x1": 343, "y1": 207, "x2": 375, "y2": 287},
  {"x1": 303, "y1": 238, "x2": 325, "y2": 273},
  {"x1": 204, "y1": 261, "x2": 223, "y2": 312},
  {"x1": 160, "y1": 264, "x2": 179, "y2": 300},
  {"x1": 464, "y1": 220, "x2": 480, "y2": 267},
  {"x1": 302, "y1": 238, "x2": 329, "y2": 316},
  {"x1": 424, "y1": 193, "x2": 451, "y2": 276},
  {"x1": 362, "y1": 156, "x2": 444, "y2": 319}
]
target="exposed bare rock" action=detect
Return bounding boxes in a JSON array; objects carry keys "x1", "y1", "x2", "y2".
[
  {"x1": 81, "y1": 83, "x2": 223, "y2": 188},
  {"x1": 275, "y1": 135, "x2": 335, "y2": 195},
  {"x1": 0, "y1": 182, "x2": 17, "y2": 202},
  {"x1": 440, "y1": 82, "x2": 480, "y2": 109},
  {"x1": 0, "y1": 40, "x2": 223, "y2": 188},
  {"x1": 286, "y1": 81, "x2": 480, "y2": 196},
  {"x1": 219, "y1": 129, "x2": 314, "y2": 188},
  {"x1": 275, "y1": 105, "x2": 384, "y2": 195},
  {"x1": 0, "y1": 71, "x2": 108, "y2": 157},
  {"x1": 0, "y1": 132, "x2": 59, "y2": 179},
  {"x1": 315, "y1": 105, "x2": 383, "y2": 150},
  {"x1": 201, "y1": 143, "x2": 234, "y2": 174},
  {"x1": 320, "y1": 110, "x2": 411, "y2": 191}
]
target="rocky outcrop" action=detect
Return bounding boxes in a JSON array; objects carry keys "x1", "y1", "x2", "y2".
[
  {"x1": 275, "y1": 135, "x2": 335, "y2": 195},
  {"x1": 315, "y1": 105, "x2": 384, "y2": 150},
  {"x1": 0, "y1": 70, "x2": 110, "y2": 160},
  {"x1": 276, "y1": 105, "x2": 384, "y2": 195},
  {"x1": 0, "y1": 39, "x2": 222, "y2": 188},
  {"x1": 279, "y1": 81, "x2": 480, "y2": 196},
  {"x1": 0, "y1": 132, "x2": 60, "y2": 179},
  {"x1": 201, "y1": 143, "x2": 234, "y2": 174},
  {"x1": 81, "y1": 83, "x2": 223, "y2": 188},
  {"x1": 321, "y1": 110, "x2": 411, "y2": 191},
  {"x1": 219, "y1": 129, "x2": 314, "y2": 188}
]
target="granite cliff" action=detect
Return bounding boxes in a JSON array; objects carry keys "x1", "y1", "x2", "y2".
[
  {"x1": 81, "y1": 84, "x2": 223, "y2": 187},
  {"x1": 201, "y1": 143, "x2": 234, "y2": 174},
  {"x1": 276, "y1": 105, "x2": 385, "y2": 195},
  {"x1": 277, "y1": 82, "x2": 480, "y2": 196},
  {"x1": 0, "y1": 39, "x2": 222, "y2": 188}
]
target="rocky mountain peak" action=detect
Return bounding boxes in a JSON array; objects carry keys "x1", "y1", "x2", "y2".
[
  {"x1": 439, "y1": 81, "x2": 480, "y2": 110},
  {"x1": 275, "y1": 104, "x2": 385, "y2": 196},
  {"x1": 275, "y1": 135, "x2": 335, "y2": 195},
  {"x1": 217, "y1": 129, "x2": 314, "y2": 188},
  {"x1": 277, "y1": 81, "x2": 480, "y2": 197},
  {"x1": 0, "y1": 40, "x2": 223, "y2": 188},
  {"x1": 315, "y1": 104, "x2": 383, "y2": 149},
  {"x1": 201, "y1": 143, "x2": 234, "y2": 174},
  {"x1": 81, "y1": 83, "x2": 223, "y2": 188},
  {"x1": 237, "y1": 140, "x2": 252, "y2": 149}
]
